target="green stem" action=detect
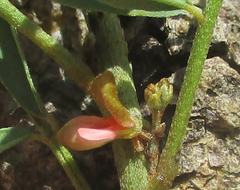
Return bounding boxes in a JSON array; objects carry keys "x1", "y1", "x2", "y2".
[
  {"x1": 184, "y1": 4, "x2": 205, "y2": 23},
  {"x1": 0, "y1": 0, "x2": 95, "y2": 93},
  {"x1": 88, "y1": 12, "x2": 149, "y2": 189},
  {"x1": 31, "y1": 116, "x2": 91, "y2": 190},
  {"x1": 49, "y1": 136, "x2": 91, "y2": 190},
  {"x1": 148, "y1": 0, "x2": 223, "y2": 189},
  {"x1": 30, "y1": 132, "x2": 91, "y2": 190},
  {"x1": 0, "y1": 2, "x2": 93, "y2": 188}
]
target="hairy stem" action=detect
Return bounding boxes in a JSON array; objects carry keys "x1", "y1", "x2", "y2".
[
  {"x1": 88, "y1": 12, "x2": 149, "y2": 189},
  {"x1": 148, "y1": 0, "x2": 223, "y2": 189}
]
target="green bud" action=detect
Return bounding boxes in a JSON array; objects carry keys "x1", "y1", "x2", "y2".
[{"x1": 144, "y1": 78, "x2": 173, "y2": 111}]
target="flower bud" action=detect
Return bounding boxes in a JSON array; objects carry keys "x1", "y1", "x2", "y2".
[{"x1": 144, "y1": 78, "x2": 173, "y2": 111}]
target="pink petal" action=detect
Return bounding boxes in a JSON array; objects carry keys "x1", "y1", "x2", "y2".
[
  {"x1": 57, "y1": 116, "x2": 123, "y2": 151},
  {"x1": 78, "y1": 127, "x2": 117, "y2": 140}
]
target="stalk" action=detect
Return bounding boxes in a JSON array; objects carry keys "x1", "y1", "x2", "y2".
[
  {"x1": 30, "y1": 116, "x2": 91, "y2": 190},
  {"x1": 49, "y1": 136, "x2": 91, "y2": 190},
  {"x1": 0, "y1": 2, "x2": 92, "y2": 189},
  {"x1": 0, "y1": 0, "x2": 94, "y2": 93},
  {"x1": 148, "y1": 0, "x2": 223, "y2": 189},
  {"x1": 88, "y1": 12, "x2": 149, "y2": 189}
]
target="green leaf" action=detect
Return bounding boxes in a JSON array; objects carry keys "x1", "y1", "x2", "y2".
[
  {"x1": 96, "y1": 0, "x2": 189, "y2": 11},
  {"x1": 52, "y1": 0, "x2": 204, "y2": 21},
  {"x1": 52, "y1": 0, "x2": 180, "y2": 18},
  {"x1": 0, "y1": 18, "x2": 47, "y2": 117},
  {"x1": 0, "y1": 127, "x2": 32, "y2": 153}
]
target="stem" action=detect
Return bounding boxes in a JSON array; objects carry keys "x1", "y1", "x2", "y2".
[
  {"x1": 31, "y1": 116, "x2": 91, "y2": 190},
  {"x1": 30, "y1": 132, "x2": 90, "y2": 190},
  {"x1": 88, "y1": 12, "x2": 149, "y2": 189},
  {"x1": 0, "y1": 0, "x2": 95, "y2": 93},
  {"x1": 147, "y1": 109, "x2": 163, "y2": 174},
  {"x1": 152, "y1": 110, "x2": 162, "y2": 130},
  {"x1": 149, "y1": 0, "x2": 223, "y2": 189},
  {"x1": 0, "y1": 3, "x2": 93, "y2": 188},
  {"x1": 184, "y1": 4, "x2": 205, "y2": 23},
  {"x1": 49, "y1": 136, "x2": 91, "y2": 190}
]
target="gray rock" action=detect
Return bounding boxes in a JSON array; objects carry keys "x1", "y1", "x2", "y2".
[
  {"x1": 219, "y1": 0, "x2": 240, "y2": 65},
  {"x1": 194, "y1": 57, "x2": 240, "y2": 131},
  {"x1": 172, "y1": 57, "x2": 240, "y2": 189}
]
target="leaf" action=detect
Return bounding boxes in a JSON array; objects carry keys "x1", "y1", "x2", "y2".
[
  {"x1": 0, "y1": 18, "x2": 47, "y2": 117},
  {"x1": 53, "y1": 0, "x2": 185, "y2": 17},
  {"x1": 52, "y1": 0, "x2": 204, "y2": 21},
  {"x1": 96, "y1": 0, "x2": 189, "y2": 11},
  {"x1": 0, "y1": 127, "x2": 32, "y2": 153}
]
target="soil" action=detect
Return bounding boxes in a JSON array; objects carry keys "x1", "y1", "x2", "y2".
[{"x1": 1, "y1": 0, "x2": 240, "y2": 190}]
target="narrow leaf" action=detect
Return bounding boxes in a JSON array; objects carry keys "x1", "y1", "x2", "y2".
[
  {"x1": 52, "y1": 0, "x2": 204, "y2": 21},
  {"x1": 0, "y1": 18, "x2": 46, "y2": 117},
  {"x1": 0, "y1": 127, "x2": 32, "y2": 153},
  {"x1": 53, "y1": 0, "x2": 186, "y2": 18},
  {"x1": 96, "y1": 0, "x2": 189, "y2": 11}
]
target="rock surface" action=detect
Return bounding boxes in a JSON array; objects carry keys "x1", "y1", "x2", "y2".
[{"x1": 172, "y1": 57, "x2": 240, "y2": 190}]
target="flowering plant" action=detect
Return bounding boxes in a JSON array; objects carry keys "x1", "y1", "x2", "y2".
[{"x1": 0, "y1": 0, "x2": 222, "y2": 189}]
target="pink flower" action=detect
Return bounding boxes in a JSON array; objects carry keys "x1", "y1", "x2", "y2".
[
  {"x1": 57, "y1": 71, "x2": 142, "y2": 151},
  {"x1": 57, "y1": 115, "x2": 126, "y2": 151}
]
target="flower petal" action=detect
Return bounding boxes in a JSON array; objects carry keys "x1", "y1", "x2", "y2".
[
  {"x1": 57, "y1": 116, "x2": 123, "y2": 151},
  {"x1": 78, "y1": 127, "x2": 117, "y2": 140}
]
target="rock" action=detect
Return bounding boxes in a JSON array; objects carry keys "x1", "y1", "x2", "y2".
[
  {"x1": 172, "y1": 57, "x2": 240, "y2": 189},
  {"x1": 219, "y1": 0, "x2": 240, "y2": 65},
  {"x1": 193, "y1": 57, "x2": 240, "y2": 131},
  {"x1": 165, "y1": 15, "x2": 197, "y2": 55}
]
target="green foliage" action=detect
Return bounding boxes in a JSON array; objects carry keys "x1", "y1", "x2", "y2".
[
  {"x1": 52, "y1": 0, "x2": 204, "y2": 20},
  {"x1": 97, "y1": 0, "x2": 191, "y2": 11},
  {"x1": 150, "y1": 0, "x2": 223, "y2": 188},
  {"x1": 0, "y1": 127, "x2": 32, "y2": 153},
  {"x1": 0, "y1": 0, "x2": 222, "y2": 189},
  {"x1": 53, "y1": 0, "x2": 183, "y2": 17},
  {"x1": 0, "y1": 9, "x2": 90, "y2": 189},
  {"x1": 0, "y1": 18, "x2": 46, "y2": 117}
]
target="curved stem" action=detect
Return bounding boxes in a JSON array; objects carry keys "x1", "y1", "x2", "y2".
[
  {"x1": 0, "y1": 2, "x2": 93, "y2": 188},
  {"x1": 0, "y1": 0, "x2": 95, "y2": 93},
  {"x1": 184, "y1": 4, "x2": 205, "y2": 23}
]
